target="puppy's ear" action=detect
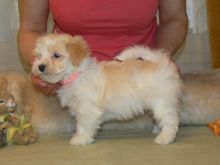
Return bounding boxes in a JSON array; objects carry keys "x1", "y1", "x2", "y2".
[{"x1": 65, "y1": 35, "x2": 90, "y2": 66}]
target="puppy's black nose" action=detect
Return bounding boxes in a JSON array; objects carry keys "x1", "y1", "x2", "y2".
[{"x1": 39, "y1": 64, "x2": 46, "y2": 72}]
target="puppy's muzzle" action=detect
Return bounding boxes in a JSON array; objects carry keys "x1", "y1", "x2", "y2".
[{"x1": 39, "y1": 64, "x2": 46, "y2": 72}]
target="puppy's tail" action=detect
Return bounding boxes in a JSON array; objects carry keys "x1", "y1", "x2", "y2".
[
  {"x1": 115, "y1": 46, "x2": 167, "y2": 62},
  {"x1": 116, "y1": 46, "x2": 179, "y2": 78}
]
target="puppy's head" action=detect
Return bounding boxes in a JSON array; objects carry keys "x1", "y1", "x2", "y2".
[{"x1": 32, "y1": 34, "x2": 90, "y2": 83}]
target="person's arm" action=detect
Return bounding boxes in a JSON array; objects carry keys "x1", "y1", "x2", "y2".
[
  {"x1": 17, "y1": 0, "x2": 49, "y2": 70},
  {"x1": 18, "y1": 0, "x2": 60, "y2": 95},
  {"x1": 154, "y1": 0, "x2": 188, "y2": 56}
]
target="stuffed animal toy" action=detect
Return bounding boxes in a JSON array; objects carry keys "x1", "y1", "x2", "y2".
[
  {"x1": 0, "y1": 77, "x2": 38, "y2": 147},
  {"x1": 208, "y1": 120, "x2": 220, "y2": 136}
]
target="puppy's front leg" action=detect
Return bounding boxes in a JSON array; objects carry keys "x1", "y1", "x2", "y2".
[{"x1": 70, "y1": 104, "x2": 103, "y2": 145}]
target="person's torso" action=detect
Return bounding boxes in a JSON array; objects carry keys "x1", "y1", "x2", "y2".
[{"x1": 49, "y1": 0, "x2": 159, "y2": 61}]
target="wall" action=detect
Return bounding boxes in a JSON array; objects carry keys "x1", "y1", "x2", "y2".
[{"x1": 0, "y1": 0, "x2": 23, "y2": 71}]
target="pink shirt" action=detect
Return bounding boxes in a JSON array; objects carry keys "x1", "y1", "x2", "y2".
[{"x1": 49, "y1": 0, "x2": 159, "y2": 61}]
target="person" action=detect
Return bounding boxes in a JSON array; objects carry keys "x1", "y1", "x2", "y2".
[{"x1": 17, "y1": 0, "x2": 188, "y2": 95}]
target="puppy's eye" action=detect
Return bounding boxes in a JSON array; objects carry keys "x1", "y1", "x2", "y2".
[{"x1": 53, "y1": 53, "x2": 61, "y2": 59}]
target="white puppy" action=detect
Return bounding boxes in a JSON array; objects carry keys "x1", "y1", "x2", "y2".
[{"x1": 32, "y1": 34, "x2": 182, "y2": 145}]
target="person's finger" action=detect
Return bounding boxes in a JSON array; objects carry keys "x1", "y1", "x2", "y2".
[
  {"x1": 31, "y1": 74, "x2": 61, "y2": 95},
  {"x1": 38, "y1": 82, "x2": 61, "y2": 95},
  {"x1": 35, "y1": 78, "x2": 48, "y2": 88},
  {"x1": 31, "y1": 75, "x2": 47, "y2": 88}
]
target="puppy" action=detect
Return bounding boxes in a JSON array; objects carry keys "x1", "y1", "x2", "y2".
[{"x1": 32, "y1": 34, "x2": 182, "y2": 145}]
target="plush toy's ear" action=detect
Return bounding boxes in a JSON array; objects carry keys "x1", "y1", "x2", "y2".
[
  {"x1": 64, "y1": 35, "x2": 90, "y2": 66},
  {"x1": 0, "y1": 77, "x2": 8, "y2": 92}
]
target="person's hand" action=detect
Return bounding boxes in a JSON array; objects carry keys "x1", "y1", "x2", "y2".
[{"x1": 31, "y1": 74, "x2": 61, "y2": 95}]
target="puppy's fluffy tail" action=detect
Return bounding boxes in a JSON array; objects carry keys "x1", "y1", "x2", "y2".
[
  {"x1": 116, "y1": 46, "x2": 179, "y2": 79},
  {"x1": 116, "y1": 46, "x2": 168, "y2": 63}
]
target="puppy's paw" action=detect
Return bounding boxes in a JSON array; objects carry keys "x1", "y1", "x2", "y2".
[
  {"x1": 154, "y1": 131, "x2": 176, "y2": 145},
  {"x1": 70, "y1": 134, "x2": 94, "y2": 145}
]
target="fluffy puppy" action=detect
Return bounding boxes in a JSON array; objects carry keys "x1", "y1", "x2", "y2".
[{"x1": 32, "y1": 34, "x2": 182, "y2": 145}]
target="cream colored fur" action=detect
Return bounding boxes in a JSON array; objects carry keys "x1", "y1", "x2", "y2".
[
  {"x1": 180, "y1": 70, "x2": 220, "y2": 124},
  {"x1": 0, "y1": 72, "x2": 75, "y2": 135},
  {"x1": 3, "y1": 70, "x2": 220, "y2": 137},
  {"x1": 32, "y1": 34, "x2": 182, "y2": 145},
  {"x1": 2, "y1": 37, "x2": 220, "y2": 144},
  {"x1": 0, "y1": 72, "x2": 154, "y2": 135}
]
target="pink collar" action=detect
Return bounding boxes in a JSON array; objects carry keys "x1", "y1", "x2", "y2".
[{"x1": 61, "y1": 72, "x2": 80, "y2": 86}]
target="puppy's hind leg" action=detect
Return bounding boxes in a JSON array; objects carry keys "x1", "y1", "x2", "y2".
[
  {"x1": 70, "y1": 104, "x2": 103, "y2": 145},
  {"x1": 152, "y1": 101, "x2": 179, "y2": 145}
]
